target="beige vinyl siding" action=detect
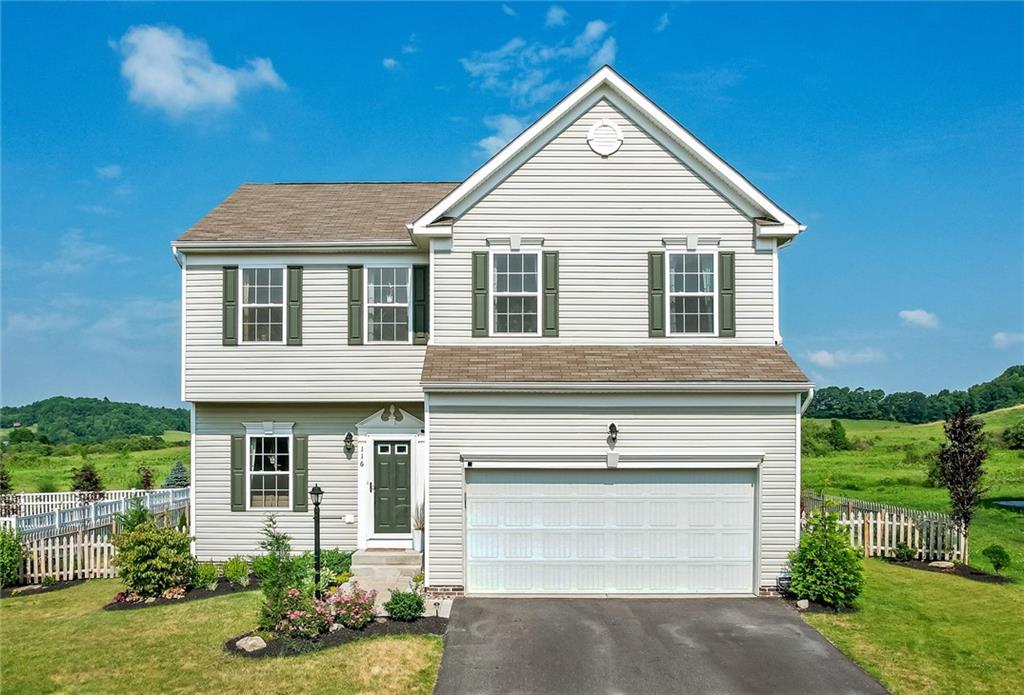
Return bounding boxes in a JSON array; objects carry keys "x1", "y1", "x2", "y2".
[
  {"x1": 433, "y1": 98, "x2": 776, "y2": 344},
  {"x1": 184, "y1": 264, "x2": 426, "y2": 401},
  {"x1": 426, "y1": 392, "x2": 799, "y2": 591},
  {"x1": 193, "y1": 402, "x2": 421, "y2": 559}
]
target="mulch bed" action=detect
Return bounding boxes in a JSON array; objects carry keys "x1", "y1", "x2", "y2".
[
  {"x1": 103, "y1": 578, "x2": 259, "y2": 611},
  {"x1": 884, "y1": 558, "x2": 1013, "y2": 584},
  {"x1": 1, "y1": 579, "x2": 88, "y2": 599},
  {"x1": 786, "y1": 598, "x2": 858, "y2": 614},
  {"x1": 225, "y1": 617, "x2": 449, "y2": 658}
]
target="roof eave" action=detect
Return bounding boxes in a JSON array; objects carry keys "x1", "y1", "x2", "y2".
[
  {"x1": 421, "y1": 380, "x2": 814, "y2": 394},
  {"x1": 172, "y1": 239, "x2": 418, "y2": 253}
]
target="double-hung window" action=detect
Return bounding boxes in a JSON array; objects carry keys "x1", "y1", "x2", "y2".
[
  {"x1": 668, "y1": 252, "x2": 716, "y2": 335},
  {"x1": 241, "y1": 267, "x2": 285, "y2": 343},
  {"x1": 367, "y1": 266, "x2": 411, "y2": 342},
  {"x1": 248, "y1": 435, "x2": 290, "y2": 509},
  {"x1": 492, "y1": 251, "x2": 540, "y2": 335}
]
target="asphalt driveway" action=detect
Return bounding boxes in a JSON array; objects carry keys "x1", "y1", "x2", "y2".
[{"x1": 435, "y1": 598, "x2": 886, "y2": 695}]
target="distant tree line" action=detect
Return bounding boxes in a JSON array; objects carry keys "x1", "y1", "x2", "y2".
[
  {"x1": 0, "y1": 396, "x2": 189, "y2": 444},
  {"x1": 805, "y1": 365, "x2": 1024, "y2": 424}
]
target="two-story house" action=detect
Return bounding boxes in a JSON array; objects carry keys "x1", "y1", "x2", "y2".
[{"x1": 174, "y1": 67, "x2": 812, "y2": 597}]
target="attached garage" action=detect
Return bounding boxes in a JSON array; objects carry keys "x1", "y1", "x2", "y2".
[{"x1": 464, "y1": 468, "x2": 756, "y2": 595}]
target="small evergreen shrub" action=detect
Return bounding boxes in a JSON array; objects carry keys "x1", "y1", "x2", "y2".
[
  {"x1": 789, "y1": 510, "x2": 864, "y2": 609},
  {"x1": 384, "y1": 590, "x2": 424, "y2": 621},
  {"x1": 42, "y1": 575, "x2": 57, "y2": 587},
  {"x1": 195, "y1": 561, "x2": 219, "y2": 591},
  {"x1": 0, "y1": 528, "x2": 22, "y2": 588},
  {"x1": 224, "y1": 556, "x2": 250, "y2": 587},
  {"x1": 162, "y1": 461, "x2": 189, "y2": 488},
  {"x1": 112, "y1": 521, "x2": 196, "y2": 597},
  {"x1": 893, "y1": 542, "x2": 916, "y2": 562},
  {"x1": 981, "y1": 544, "x2": 1011, "y2": 574},
  {"x1": 114, "y1": 498, "x2": 151, "y2": 532},
  {"x1": 71, "y1": 462, "x2": 105, "y2": 502},
  {"x1": 136, "y1": 465, "x2": 155, "y2": 490},
  {"x1": 253, "y1": 516, "x2": 305, "y2": 629}
]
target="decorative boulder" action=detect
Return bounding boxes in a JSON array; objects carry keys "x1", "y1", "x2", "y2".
[
  {"x1": 235, "y1": 635, "x2": 267, "y2": 652},
  {"x1": 928, "y1": 561, "x2": 955, "y2": 570},
  {"x1": 796, "y1": 599, "x2": 810, "y2": 610}
]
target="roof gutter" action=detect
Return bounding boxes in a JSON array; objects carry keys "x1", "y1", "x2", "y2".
[
  {"x1": 421, "y1": 381, "x2": 814, "y2": 394},
  {"x1": 172, "y1": 240, "x2": 417, "y2": 253}
]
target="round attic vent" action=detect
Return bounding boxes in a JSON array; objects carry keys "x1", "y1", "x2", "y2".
[{"x1": 587, "y1": 119, "x2": 623, "y2": 156}]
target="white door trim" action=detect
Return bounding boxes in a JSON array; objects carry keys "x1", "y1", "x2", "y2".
[{"x1": 357, "y1": 433, "x2": 418, "y2": 550}]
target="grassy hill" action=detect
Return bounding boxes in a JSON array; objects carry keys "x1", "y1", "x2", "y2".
[
  {"x1": 804, "y1": 405, "x2": 1024, "y2": 580},
  {"x1": 0, "y1": 396, "x2": 189, "y2": 444}
]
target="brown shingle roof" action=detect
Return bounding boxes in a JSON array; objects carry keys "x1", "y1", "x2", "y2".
[
  {"x1": 175, "y1": 182, "x2": 459, "y2": 245},
  {"x1": 421, "y1": 345, "x2": 809, "y2": 387}
]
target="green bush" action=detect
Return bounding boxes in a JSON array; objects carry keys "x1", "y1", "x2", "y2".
[
  {"x1": 801, "y1": 420, "x2": 834, "y2": 457},
  {"x1": 825, "y1": 420, "x2": 850, "y2": 451},
  {"x1": 383, "y1": 590, "x2": 424, "y2": 621},
  {"x1": 322, "y1": 548, "x2": 353, "y2": 576},
  {"x1": 223, "y1": 556, "x2": 250, "y2": 587},
  {"x1": 789, "y1": 510, "x2": 864, "y2": 609},
  {"x1": 195, "y1": 562, "x2": 219, "y2": 591},
  {"x1": 112, "y1": 521, "x2": 196, "y2": 597},
  {"x1": 981, "y1": 544, "x2": 1011, "y2": 574},
  {"x1": 253, "y1": 516, "x2": 305, "y2": 629},
  {"x1": 1004, "y1": 420, "x2": 1024, "y2": 450},
  {"x1": 115, "y1": 499, "x2": 152, "y2": 532},
  {"x1": 0, "y1": 528, "x2": 22, "y2": 588},
  {"x1": 893, "y1": 542, "x2": 916, "y2": 562}
]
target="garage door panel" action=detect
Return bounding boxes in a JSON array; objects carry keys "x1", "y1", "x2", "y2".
[{"x1": 465, "y1": 468, "x2": 755, "y2": 594}]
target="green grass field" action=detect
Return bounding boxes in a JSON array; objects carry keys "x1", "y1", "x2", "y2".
[
  {"x1": 804, "y1": 406, "x2": 1024, "y2": 581},
  {"x1": 4, "y1": 432, "x2": 190, "y2": 493},
  {"x1": 0, "y1": 580, "x2": 441, "y2": 694}
]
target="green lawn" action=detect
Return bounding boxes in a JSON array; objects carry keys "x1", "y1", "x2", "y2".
[
  {"x1": 804, "y1": 406, "x2": 1024, "y2": 580},
  {"x1": 5, "y1": 444, "x2": 190, "y2": 493},
  {"x1": 0, "y1": 580, "x2": 442, "y2": 694},
  {"x1": 804, "y1": 559, "x2": 1022, "y2": 695}
]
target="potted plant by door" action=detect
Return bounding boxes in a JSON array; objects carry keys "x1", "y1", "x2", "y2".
[{"x1": 412, "y1": 504, "x2": 424, "y2": 553}]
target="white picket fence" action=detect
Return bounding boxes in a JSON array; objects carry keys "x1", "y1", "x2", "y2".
[
  {"x1": 802, "y1": 493, "x2": 966, "y2": 562},
  {"x1": 4, "y1": 488, "x2": 189, "y2": 540},
  {"x1": 7, "y1": 489, "x2": 156, "y2": 516}
]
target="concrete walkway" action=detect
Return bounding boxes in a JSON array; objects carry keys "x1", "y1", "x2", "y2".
[{"x1": 435, "y1": 598, "x2": 887, "y2": 695}]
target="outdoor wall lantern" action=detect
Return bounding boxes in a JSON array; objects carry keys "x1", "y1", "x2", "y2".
[
  {"x1": 608, "y1": 423, "x2": 619, "y2": 444},
  {"x1": 310, "y1": 484, "x2": 324, "y2": 598},
  {"x1": 344, "y1": 431, "x2": 355, "y2": 455}
]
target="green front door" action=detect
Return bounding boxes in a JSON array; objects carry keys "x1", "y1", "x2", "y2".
[{"x1": 373, "y1": 441, "x2": 411, "y2": 534}]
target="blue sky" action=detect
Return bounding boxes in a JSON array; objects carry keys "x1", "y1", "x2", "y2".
[{"x1": 2, "y1": 2, "x2": 1022, "y2": 408}]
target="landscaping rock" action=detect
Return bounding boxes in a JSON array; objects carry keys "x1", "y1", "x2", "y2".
[
  {"x1": 928, "y1": 561, "x2": 955, "y2": 570},
  {"x1": 796, "y1": 599, "x2": 810, "y2": 611},
  {"x1": 235, "y1": 635, "x2": 267, "y2": 652},
  {"x1": 144, "y1": 597, "x2": 156, "y2": 604}
]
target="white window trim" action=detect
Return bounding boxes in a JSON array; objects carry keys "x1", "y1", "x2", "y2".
[
  {"x1": 238, "y1": 265, "x2": 287, "y2": 345},
  {"x1": 666, "y1": 249, "x2": 719, "y2": 337},
  {"x1": 364, "y1": 263, "x2": 413, "y2": 345},
  {"x1": 489, "y1": 248, "x2": 542, "y2": 337},
  {"x1": 242, "y1": 421, "x2": 294, "y2": 512}
]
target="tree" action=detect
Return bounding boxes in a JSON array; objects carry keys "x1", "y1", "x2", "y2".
[
  {"x1": 1003, "y1": 420, "x2": 1024, "y2": 450},
  {"x1": 71, "y1": 462, "x2": 105, "y2": 502},
  {"x1": 825, "y1": 420, "x2": 850, "y2": 451},
  {"x1": 0, "y1": 463, "x2": 11, "y2": 495},
  {"x1": 938, "y1": 405, "x2": 988, "y2": 557},
  {"x1": 162, "y1": 461, "x2": 189, "y2": 488},
  {"x1": 137, "y1": 466, "x2": 155, "y2": 490}
]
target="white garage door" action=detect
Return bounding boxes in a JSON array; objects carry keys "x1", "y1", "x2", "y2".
[{"x1": 465, "y1": 468, "x2": 755, "y2": 594}]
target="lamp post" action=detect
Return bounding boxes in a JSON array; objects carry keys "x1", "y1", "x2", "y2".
[{"x1": 310, "y1": 484, "x2": 324, "y2": 598}]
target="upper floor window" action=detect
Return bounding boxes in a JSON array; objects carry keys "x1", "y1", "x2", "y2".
[
  {"x1": 367, "y1": 266, "x2": 410, "y2": 343},
  {"x1": 492, "y1": 251, "x2": 540, "y2": 335},
  {"x1": 668, "y1": 252, "x2": 716, "y2": 335},
  {"x1": 241, "y1": 268, "x2": 285, "y2": 343},
  {"x1": 248, "y1": 434, "x2": 290, "y2": 509}
]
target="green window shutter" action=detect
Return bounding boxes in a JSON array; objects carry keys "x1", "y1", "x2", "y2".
[
  {"x1": 648, "y1": 252, "x2": 665, "y2": 338},
  {"x1": 292, "y1": 435, "x2": 309, "y2": 513},
  {"x1": 471, "y1": 252, "x2": 489, "y2": 337},
  {"x1": 412, "y1": 264, "x2": 429, "y2": 345},
  {"x1": 287, "y1": 266, "x2": 303, "y2": 346},
  {"x1": 222, "y1": 266, "x2": 238, "y2": 346},
  {"x1": 348, "y1": 265, "x2": 364, "y2": 345},
  {"x1": 542, "y1": 251, "x2": 559, "y2": 337},
  {"x1": 230, "y1": 435, "x2": 245, "y2": 511},
  {"x1": 719, "y1": 252, "x2": 736, "y2": 338}
]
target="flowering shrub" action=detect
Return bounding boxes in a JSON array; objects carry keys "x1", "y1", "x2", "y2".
[
  {"x1": 320, "y1": 583, "x2": 377, "y2": 630},
  {"x1": 112, "y1": 590, "x2": 142, "y2": 604},
  {"x1": 276, "y1": 588, "x2": 330, "y2": 639}
]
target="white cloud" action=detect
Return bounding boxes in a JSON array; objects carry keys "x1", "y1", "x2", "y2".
[
  {"x1": 545, "y1": 5, "x2": 568, "y2": 27},
  {"x1": 992, "y1": 331, "x2": 1024, "y2": 349},
  {"x1": 41, "y1": 229, "x2": 128, "y2": 275},
  {"x1": 501, "y1": 4, "x2": 517, "y2": 17},
  {"x1": 460, "y1": 19, "x2": 615, "y2": 107},
  {"x1": 898, "y1": 309, "x2": 939, "y2": 328},
  {"x1": 401, "y1": 34, "x2": 419, "y2": 54},
  {"x1": 95, "y1": 164, "x2": 122, "y2": 179},
  {"x1": 656, "y1": 12, "x2": 670, "y2": 32},
  {"x1": 382, "y1": 57, "x2": 399, "y2": 70},
  {"x1": 113, "y1": 25, "x2": 285, "y2": 118},
  {"x1": 477, "y1": 114, "x2": 526, "y2": 156},
  {"x1": 806, "y1": 348, "x2": 887, "y2": 369},
  {"x1": 589, "y1": 37, "x2": 616, "y2": 70}
]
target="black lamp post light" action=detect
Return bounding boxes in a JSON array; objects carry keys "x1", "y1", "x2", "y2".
[{"x1": 310, "y1": 483, "x2": 324, "y2": 597}]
